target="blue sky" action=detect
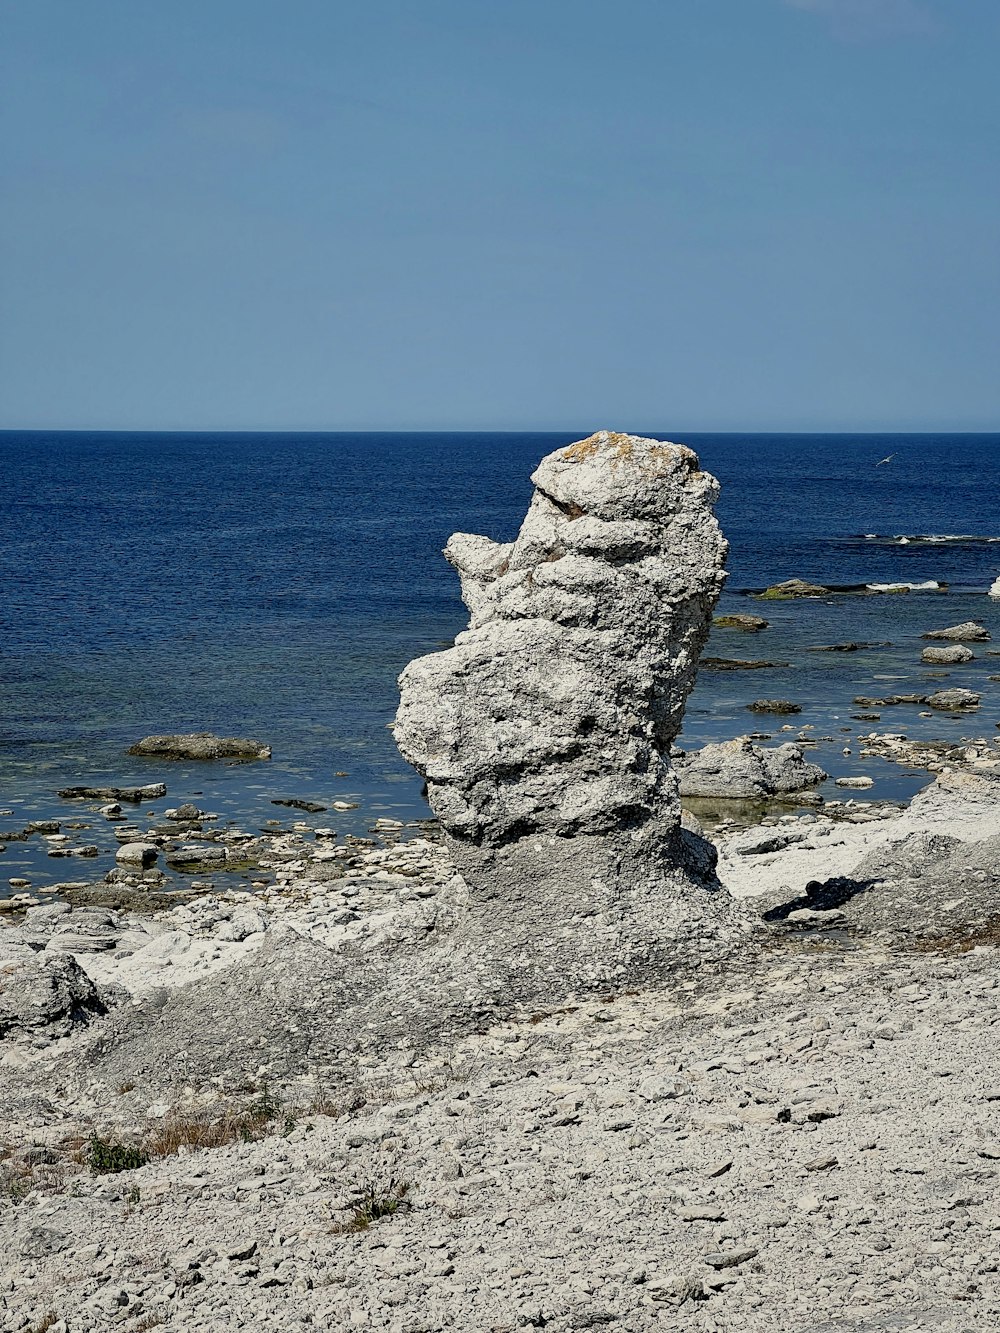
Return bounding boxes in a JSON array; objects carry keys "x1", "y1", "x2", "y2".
[{"x1": 1, "y1": 0, "x2": 997, "y2": 431}]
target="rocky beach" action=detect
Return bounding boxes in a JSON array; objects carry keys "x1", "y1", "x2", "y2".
[{"x1": 2, "y1": 434, "x2": 1000, "y2": 1333}]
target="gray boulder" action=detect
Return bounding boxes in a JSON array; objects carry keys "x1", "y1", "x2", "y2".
[
  {"x1": 115, "y1": 841, "x2": 159, "y2": 868},
  {"x1": 927, "y1": 689, "x2": 981, "y2": 710},
  {"x1": 675, "y1": 737, "x2": 827, "y2": 800},
  {"x1": 921, "y1": 645, "x2": 974, "y2": 664},
  {"x1": 0, "y1": 938, "x2": 107, "y2": 1044},
  {"x1": 922, "y1": 621, "x2": 991, "y2": 642}
]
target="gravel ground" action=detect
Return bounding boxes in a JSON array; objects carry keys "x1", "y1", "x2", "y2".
[{"x1": 2, "y1": 776, "x2": 999, "y2": 1333}]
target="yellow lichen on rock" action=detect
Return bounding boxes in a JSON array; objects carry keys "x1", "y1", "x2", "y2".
[{"x1": 562, "y1": 432, "x2": 699, "y2": 474}]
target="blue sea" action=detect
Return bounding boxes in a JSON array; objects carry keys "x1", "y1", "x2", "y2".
[{"x1": 2, "y1": 431, "x2": 999, "y2": 896}]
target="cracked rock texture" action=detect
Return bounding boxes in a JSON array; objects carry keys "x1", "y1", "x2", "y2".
[
  {"x1": 674, "y1": 738, "x2": 828, "y2": 801},
  {"x1": 395, "y1": 432, "x2": 752, "y2": 986}
]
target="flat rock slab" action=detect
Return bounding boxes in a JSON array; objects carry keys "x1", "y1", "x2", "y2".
[
  {"x1": 58, "y1": 784, "x2": 166, "y2": 802},
  {"x1": 127, "y1": 733, "x2": 272, "y2": 761},
  {"x1": 702, "y1": 658, "x2": 788, "y2": 670}
]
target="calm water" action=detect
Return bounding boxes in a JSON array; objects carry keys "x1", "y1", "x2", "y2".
[{"x1": 2, "y1": 431, "x2": 999, "y2": 894}]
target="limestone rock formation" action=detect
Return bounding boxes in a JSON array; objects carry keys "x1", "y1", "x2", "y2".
[
  {"x1": 395, "y1": 431, "x2": 754, "y2": 987},
  {"x1": 674, "y1": 738, "x2": 827, "y2": 801}
]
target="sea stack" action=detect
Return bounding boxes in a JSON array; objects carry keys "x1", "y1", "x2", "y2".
[{"x1": 395, "y1": 431, "x2": 752, "y2": 989}]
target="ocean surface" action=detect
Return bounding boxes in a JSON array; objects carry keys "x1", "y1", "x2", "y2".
[{"x1": 2, "y1": 430, "x2": 999, "y2": 897}]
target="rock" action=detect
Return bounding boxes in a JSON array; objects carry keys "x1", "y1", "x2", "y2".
[
  {"x1": 713, "y1": 613, "x2": 769, "y2": 631},
  {"x1": 990, "y1": 575, "x2": 1000, "y2": 598},
  {"x1": 0, "y1": 939, "x2": 106, "y2": 1042},
  {"x1": 807, "y1": 641, "x2": 891, "y2": 652},
  {"x1": 757, "y1": 579, "x2": 830, "y2": 599},
  {"x1": 701, "y1": 657, "x2": 787, "y2": 670},
  {"x1": 853, "y1": 694, "x2": 927, "y2": 707},
  {"x1": 921, "y1": 644, "x2": 974, "y2": 664},
  {"x1": 395, "y1": 432, "x2": 755, "y2": 990},
  {"x1": 165, "y1": 845, "x2": 228, "y2": 869},
  {"x1": 748, "y1": 699, "x2": 801, "y2": 714},
  {"x1": 114, "y1": 842, "x2": 160, "y2": 868},
  {"x1": 646, "y1": 1273, "x2": 706, "y2": 1305},
  {"x1": 922, "y1": 621, "x2": 991, "y2": 642},
  {"x1": 677, "y1": 1204, "x2": 726, "y2": 1221},
  {"x1": 675, "y1": 738, "x2": 826, "y2": 799},
  {"x1": 216, "y1": 908, "x2": 267, "y2": 942},
  {"x1": 126, "y1": 733, "x2": 272, "y2": 760},
  {"x1": 702, "y1": 1247, "x2": 758, "y2": 1270},
  {"x1": 58, "y1": 784, "x2": 166, "y2": 801},
  {"x1": 271, "y1": 799, "x2": 327, "y2": 813},
  {"x1": 926, "y1": 689, "x2": 981, "y2": 711},
  {"x1": 164, "y1": 803, "x2": 206, "y2": 821},
  {"x1": 835, "y1": 776, "x2": 874, "y2": 789}
]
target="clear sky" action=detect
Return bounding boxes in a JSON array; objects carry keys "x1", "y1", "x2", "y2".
[{"x1": 1, "y1": 0, "x2": 997, "y2": 432}]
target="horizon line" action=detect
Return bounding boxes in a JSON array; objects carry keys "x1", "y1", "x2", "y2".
[{"x1": 1, "y1": 426, "x2": 998, "y2": 437}]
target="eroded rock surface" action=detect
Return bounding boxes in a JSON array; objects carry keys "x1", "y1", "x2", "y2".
[
  {"x1": 0, "y1": 937, "x2": 108, "y2": 1044},
  {"x1": 127, "y1": 733, "x2": 272, "y2": 761},
  {"x1": 395, "y1": 431, "x2": 754, "y2": 984},
  {"x1": 674, "y1": 738, "x2": 827, "y2": 801}
]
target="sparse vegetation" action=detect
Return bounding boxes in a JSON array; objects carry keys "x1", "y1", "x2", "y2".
[
  {"x1": 87, "y1": 1134, "x2": 149, "y2": 1175},
  {"x1": 333, "y1": 1176, "x2": 411, "y2": 1233}
]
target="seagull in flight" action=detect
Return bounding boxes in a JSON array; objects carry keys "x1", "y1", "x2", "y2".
[{"x1": 876, "y1": 453, "x2": 895, "y2": 466}]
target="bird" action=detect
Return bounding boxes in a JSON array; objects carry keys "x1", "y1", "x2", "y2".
[{"x1": 876, "y1": 453, "x2": 895, "y2": 466}]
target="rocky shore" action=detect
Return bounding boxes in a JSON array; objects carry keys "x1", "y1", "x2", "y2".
[
  {"x1": 2, "y1": 437, "x2": 999, "y2": 1333},
  {"x1": 2, "y1": 769, "x2": 1000, "y2": 1333}
]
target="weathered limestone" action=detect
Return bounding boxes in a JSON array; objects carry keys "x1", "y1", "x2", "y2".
[
  {"x1": 395, "y1": 431, "x2": 753, "y2": 985},
  {"x1": 0, "y1": 937, "x2": 107, "y2": 1043},
  {"x1": 922, "y1": 621, "x2": 991, "y2": 642},
  {"x1": 921, "y1": 644, "x2": 974, "y2": 664},
  {"x1": 126, "y1": 734, "x2": 272, "y2": 761},
  {"x1": 674, "y1": 738, "x2": 827, "y2": 801}
]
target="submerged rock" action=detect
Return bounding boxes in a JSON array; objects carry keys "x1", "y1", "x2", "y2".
[
  {"x1": 713, "y1": 613, "x2": 769, "y2": 631},
  {"x1": 853, "y1": 694, "x2": 926, "y2": 708},
  {"x1": 757, "y1": 579, "x2": 830, "y2": 599},
  {"x1": 701, "y1": 657, "x2": 787, "y2": 671},
  {"x1": 808, "y1": 641, "x2": 892, "y2": 652},
  {"x1": 126, "y1": 733, "x2": 272, "y2": 761},
  {"x1": 674, "y1": 737, "x2": 827, "y2": 800},
  {"x1": 747, "y1": 699, "x2": 801, "y2": 715},
  {"x1": 395, "y1": 431, "x2": 755, "y2": 989}
]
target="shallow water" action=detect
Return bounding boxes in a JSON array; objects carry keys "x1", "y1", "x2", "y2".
[{"x1": 1, "y1": 431, "x2": 998, "y2": 896}]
